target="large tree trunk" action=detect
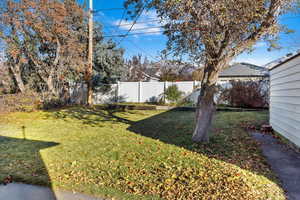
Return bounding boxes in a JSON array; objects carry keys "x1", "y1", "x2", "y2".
[
  {"x1": 46, "y1": 73, "x2": 57, "y2": 96},
  {"x1": 9, "y1": 64, "x2": 26, "y2": 93},
  {"x1": 192, "y1": 66, "x2": 220, "y2": 142},
  {"x1": 47, "y1": 37, "x2": 61, "y2": 97},
  {"x1": 29, "y1": 37, "x2": 61, "y2": 97}
]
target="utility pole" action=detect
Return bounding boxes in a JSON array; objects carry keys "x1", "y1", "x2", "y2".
[{"x1": 87, "y1": 0, "x2": 93, "y2": 106}]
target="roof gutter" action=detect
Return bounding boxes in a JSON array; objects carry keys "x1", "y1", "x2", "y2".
[
  {"x1": 219, "y1": 75, "x2": 268, "y2": 78},
  {"x1": 269, "y1": 52, "x2": 300, "y2": 71}
]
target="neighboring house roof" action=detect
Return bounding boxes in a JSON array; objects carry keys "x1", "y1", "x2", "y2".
[
  {"x1": 135, "y1": 67, "x2": 160, "y2": 81},
  {"x1": 180, "y1": 65, "x2": 197, "y2": 75},
  {"x1": 144, "y1": 67, "x2": 161, "y2": 79},
  {"x1": 143, "y1": 65, "x2": 197, "y2": 80},
  {"x1": 265, "y1": 50, "x2": 300, "y2": 71},
  {"x1": 220, "y1": 62, "x2": 269, "y2": 78}
]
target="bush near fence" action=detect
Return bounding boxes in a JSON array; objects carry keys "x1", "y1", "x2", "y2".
[
  {"x1": 219, "y1": 80, "x2": 269, "y2": 108},
  {"x1": 0, "y1": 90, "x2": 78, "y2": 113}
]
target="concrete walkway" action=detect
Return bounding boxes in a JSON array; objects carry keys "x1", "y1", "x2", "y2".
[
  {"x1": 252, "y1": 132, "x2": 300, "y2": 200},
  {"x1": 0, "y1": 183, "x2": 104, "y2": 200}
]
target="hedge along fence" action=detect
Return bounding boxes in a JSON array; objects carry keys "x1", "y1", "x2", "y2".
[
  {"x1": 0, "y1": 93, "x2": 40, "y2": 113},
  {"x1": 0, "y1": 83, "x2": 89, "y2": 113},
  {"x1": 0, "y1": 91, "x2": 83, "y2": 113}
]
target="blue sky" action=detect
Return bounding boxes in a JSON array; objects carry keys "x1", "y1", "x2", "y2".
[{"x1": 90, "y1": 0, "x2": 300, "y2": 66}]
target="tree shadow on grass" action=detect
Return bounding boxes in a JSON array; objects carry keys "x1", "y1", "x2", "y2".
[
  {"x1": 126, "y1": 109, "x2": 277, "y2": 182},
  {"x1": 0, "y1": 133, "x2": 59, "y2": 199},
  {"x1": 43, "y1": 106, "x2": 277, "y2": 185},
  {"x1": 44, "y1": 106, "x2": 132, "y2": 127}
]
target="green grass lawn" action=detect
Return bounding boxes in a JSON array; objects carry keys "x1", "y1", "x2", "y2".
[{"x1": 0, "y1": 107, "x2": 285, "y2": 199}]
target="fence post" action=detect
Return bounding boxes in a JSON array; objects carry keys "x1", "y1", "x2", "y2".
[
  {"x1": 116, "y1": 81, "x2": 120, "y2": 103},
  {"x1": 164, "y1": 81, "x2": 168, "y2": 103},
  {"x1": 138, "y1": 81, "x2": 142, "y2": 103}
]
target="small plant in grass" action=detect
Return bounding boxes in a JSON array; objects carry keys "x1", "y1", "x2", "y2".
[{"x1": 164, "y1": 85, "x2": 184, "y2": 105}]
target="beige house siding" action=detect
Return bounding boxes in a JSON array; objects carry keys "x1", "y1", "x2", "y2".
[{"x1": 270, "y1": 55, "x2": 300, "y2": 147}]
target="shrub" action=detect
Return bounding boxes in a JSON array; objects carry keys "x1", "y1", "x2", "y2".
[
  {"x1": 219, "y1": 80, "x2": 269, "y2": 108},
  {"x1": 164, "y1": 85, "x2": 184, "y2": 104},
  {"x1": 38, "y1": 92, "x2": 68, "y2": 110},
  {"x1": 0, "y1": 89, "x2": 77, "y2": 112},
  {"x1": 179, "y1": 97, "x2": 194, "y2": 107},
  {"x1": 38, "y1": 97, "x2": 66, "y2": 110},
  {"x1": 0, "y1": 92, "x2": 39, "y2": 113}
]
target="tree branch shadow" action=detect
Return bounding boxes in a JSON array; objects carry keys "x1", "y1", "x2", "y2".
[
  {"x1": 0, "y1": 133, "x2": 59, "y2": 199},
  {"x1": 126, "y1": 109, "x2": 278, "y2": 182},
  {"x1": 39, "y1": 106, "x2": 279, "y2": 194},
  {"x1": 44, "y1": 106, "x2": 132, "y2": 127}
]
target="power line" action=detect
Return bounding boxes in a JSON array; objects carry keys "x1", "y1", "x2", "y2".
[
  {"x1": 99, "y1": 16, "x2": 299, "y2": 29},
  {"x1": 103, "y1": 26, "x2": 163, "y2": 34},
  {"x1": 96, "y1": 8, "x2": 160, "y2": 60},
  {"x1": 103, "y1": 30, "x2": 165, "y2": 37},
  {"x1": 103, "y1": 25, "x2": 161, "y2": 61},
  {"x1": 96, "y1": 8, "x2": 127, "y2": 44},
  {"x1": 102, "y1": 15, "x2": 300, "y2": 37},
  {"x1": 97, "y1": 1, "x2": 161, "y2": 61},
  {"x1": 93, "y1": 8, "x2": 125, "y2": 13},
  {"x1": 102, "y1": 26, "x2": 212, "y2": 37},
  {"x1": 110, "y1": 9, "x2": 127, "y2": 44},
  {"x1": 97, "y1": 8, "x2": 299, "y2": 62},
  {"x1": 116, "y1": 2, "x2": 149, "y2": 45},
  {"x1": 102, "y1": 19, "x2": 162, "y2": 28},
  {"x1": 123, "y1": 39, "x2": 160, "y2": 61},
  {"x1": 117, "y1": 9, "x2": 126, "y2": 29}
]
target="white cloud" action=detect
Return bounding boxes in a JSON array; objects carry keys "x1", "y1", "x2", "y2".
[
  {"x1": 95, "y1": 11, "x2": 105, "y2": 17},
  {"x1": 113, "y1": 10, "x2": 164, "y2": 36},
  {"x1": 253, "y1": 41, "x2": 266, "y2": 48}
]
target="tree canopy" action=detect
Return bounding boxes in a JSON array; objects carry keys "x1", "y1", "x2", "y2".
[
  {"x1": 0, "y1": 0, "x2": 87, "y2": 94},
  {"x1": 125, "y1": 0, "x2": 297, "y2": 142},
  {"x1": 0, "y1": 0, "x2": 124, "y2": 98}
]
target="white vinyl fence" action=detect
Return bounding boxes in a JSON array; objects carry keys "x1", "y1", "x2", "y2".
[
  {"x1": 117, "y1": 81, "x2": 200, "y2": 103},
  {"x1": 85, "y1": 81, "x2": 231, "y2": 105},
  {"x1": 69, "y1": 80, "x2": 267, "y2": 105},
  {"x1": 68, "y1": 81, "x2": 232, "y2": 105}
]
